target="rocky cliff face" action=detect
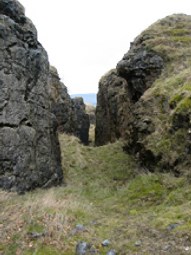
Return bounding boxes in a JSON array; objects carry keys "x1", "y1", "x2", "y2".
[
  {"x1": 96, "y1": 14, "x2": 191, "y2": 174},
  {"x1": 49, "y1": 66, "x2": 76, "y2": 133},
  {"x1": 72, "y1": 97, "x2": 90, "y2": 145},
  {"x1": 49, "y1": 67, "x2": 90, "y2": 145},
  {"x1": 0, "y1": 0, "x2": 63, "y2": 192},
  {"x1": 95, "y1": 69, "x2": 130, "y2": 146}
]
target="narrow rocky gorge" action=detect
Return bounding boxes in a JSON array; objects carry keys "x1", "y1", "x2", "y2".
[
  {"x1": 1, "y1": 1, "x2": 191, "y2": 192},
  {"x1": 1, "y1": 2, "x2": 191, "y2": 254}
]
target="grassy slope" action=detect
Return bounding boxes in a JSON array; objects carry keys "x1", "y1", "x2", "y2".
[{"x1": 1, "y1": 134, "x2": 191, "y2": 254}]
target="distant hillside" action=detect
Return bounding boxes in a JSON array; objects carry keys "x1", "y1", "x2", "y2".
[{"x1": 71, "y1": 93, "x2": 97, "y2": 106}]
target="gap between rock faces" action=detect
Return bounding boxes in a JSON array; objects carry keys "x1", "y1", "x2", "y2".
[{"x1": 0, "y1": 2, "x2": 191, "y2": 253}]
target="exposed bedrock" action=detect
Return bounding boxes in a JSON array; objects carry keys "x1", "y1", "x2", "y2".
[
  {"x1": 49, "y1": 67, "x2": 90, "y2": 145},
  {"x1": 0, "y1": 0, "x2": 63, "y2": 192},
  {"x1": 96, "y1": 14, "x2": 191, "y2": 174},
  {"x1": 72, "y1": 97, "x2": 90, "y2": 145},
  {"x1": 95, "y1": 69, "x2": 131, "y2": 146}
]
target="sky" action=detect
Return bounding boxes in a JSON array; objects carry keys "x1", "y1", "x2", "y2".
[{"x1": 19, "y1": 0, "x2": 191, "y2": 94}]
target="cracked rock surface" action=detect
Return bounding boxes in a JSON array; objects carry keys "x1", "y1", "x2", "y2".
[{"x1": 0, "y1": 0, "x2": 63, "y2": 192}]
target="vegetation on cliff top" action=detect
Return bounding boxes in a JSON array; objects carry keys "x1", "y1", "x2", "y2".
[
  {"x1": 130, "y1": 14, "x2": 191, "y2": 171},
  {"x1": 95, "y1": 14, "x2": 191, "y2": 173},
  {"x1": 141, "y1": 14, "x2": 191, "y2": 106}
]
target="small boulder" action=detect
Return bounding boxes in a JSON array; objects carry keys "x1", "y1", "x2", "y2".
[{"x1": 101, "y1": 239, "x2": 110, "y2": 247}]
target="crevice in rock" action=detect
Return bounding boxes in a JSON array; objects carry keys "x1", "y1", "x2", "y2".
[
  {"x1": 19, "y1": 117, "x2": 32, "y2": 127},
  {"x1": 0, "y1": 122, "x2": 18, "y2": 128}
]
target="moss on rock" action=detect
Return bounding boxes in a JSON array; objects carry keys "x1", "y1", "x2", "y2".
[{"x1": 96, "y1": 13, "x2": 191, "y2": 175}]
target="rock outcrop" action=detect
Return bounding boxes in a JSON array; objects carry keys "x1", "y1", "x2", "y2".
[
  {"x1": 72, "y1": 97, "x2": 90, "y2": 145},
  {"x1": 49, "y1": 66, "x2": 76, "y2": 133},
  {"x1": 49, "y1": 67, "x2": 90, "y2": 145},
  {"x1": 96, "y1": 14, "x2": 191, "y2": 174},
  {"x1": 0, "y1": 0, "x2": 63, "y2": 192},
  {"x1": 95, "y1": 69, "x2": 130, "y2": 146},
  {"x1": 117, "y1": 48, "x2": 164, "y2": 102}
]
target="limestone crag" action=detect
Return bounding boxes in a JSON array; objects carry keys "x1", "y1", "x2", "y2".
[
  {"x1": 72, "y1": 97, "x2": 90, "y2": 145},
  {"x1": 96, "y1": 14, "x2": 191, "y2": 174},
  {"x1": 0, "y1": 0, "x2": 63, "y2": 192},
  {"x1": 96, "y1": 40, "x2": 164, "y2": 147},
  {"x1": 49, "y1": 66, "x2": 76, "y2": 133},
  {"x1": 49, "y1": 67, "x2": 90, "y2": 145},
  {"x1": 117, "y1": 47, "x2": 164, "y2": 102},
  {"x1": 95, "y1": 69, "x2": 130, "y2": 146}
]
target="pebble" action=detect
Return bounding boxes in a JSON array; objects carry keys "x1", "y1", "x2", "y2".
[
  {"x1": 184, "y1": 246, "x2": 191, "y2": 251},
  {"x1": 163, "y1": 244, "x2": 171, "y2": 251},
  {"x1": 76, "y1": 224, "x2": 86, "y2": 231},
  {"x1": 102, "y1": 239, "x2": 110, "y2": 246},
  {"x1": 71, "y1": 224, "x2": 86, "y2": 235},
  {"x1": 107, "y1": 249, "x2": 117, "y2": 255},
  {"x1": 76, "y1": 241, "x2": 91, "y2": 255},
  {"x1": 89, "y1": 247, "x2": 100, "y2": 254},
  {"x1": 27, "y1": 231, "x2": 45, "y2": 239},
  {"x1": 135, "y1": 240, "x2": 142, "y2": 246},
  {"x1": 166, "y1": 223, "x2": 180, "y2": 231}
]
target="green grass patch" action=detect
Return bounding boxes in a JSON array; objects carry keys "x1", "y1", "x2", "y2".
[
  {"x1": 24, "y1": 246, "x2": 63, "y2": 255},
  {"x1": 175, "y1": 97, "x2": 191, "y2": 112},
  {"x1": 166, "y1": 28, "x2": 190, "y2": 36},
  {"x1": 1, "y1": 134, "x2": 191, "y2": 254}
]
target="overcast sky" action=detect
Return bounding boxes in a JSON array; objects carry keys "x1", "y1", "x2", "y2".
[{"x1": 19, "y1": 0, "x2": 191, "y2": 94}]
